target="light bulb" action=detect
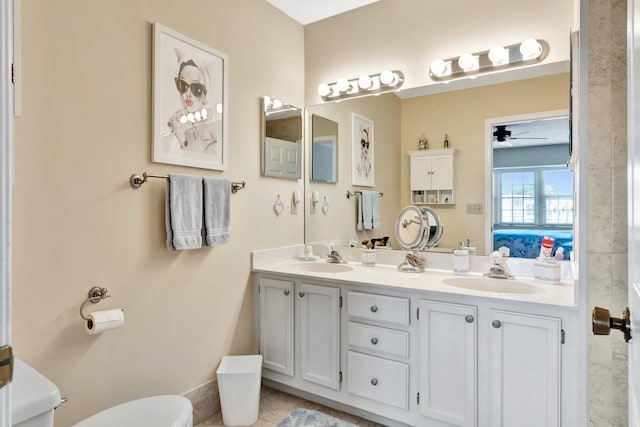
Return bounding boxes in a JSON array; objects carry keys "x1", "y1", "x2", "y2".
[
  {"x1": 187, "y1": 113, "x2": 195, "y2": 122},
  {"x1": 430, "y1": 59, "x2": 447, "y2": 77},
  {"x1": 194, "y1": 111, "x2": 202, "y2": 121},
  {"x1": 317, "y1": 83, "x2": 331, "y2": 97},
  {"x1": 336, "y1": 78, "x2": 350, "y2": 92},
  {"x1": 488, "y1": 45, "x2": 508, "y2": 65},
  {"x1": 179, "y1": 115, "x2": 188, "y2": 124},
  {"x1": 358, "y1": 75, "x2": 372, "y2": 89},
  {"x1": 215, "y1": 104, "x2": 222, "y2": 115},
  {"x1": 202, "y1": 108, "x2": 209, "y2": 119},
  {"x1": 520, "y1": 38, "x2": 542, "y2": 60},
  {"x1": 457, "y1": 53, "x2": 477, "y2": 72},
  {"x1": 379, "y1": 70, "x2": 395, "y2": 85}
]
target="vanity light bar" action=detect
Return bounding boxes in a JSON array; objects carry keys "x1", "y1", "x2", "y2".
[
  {"x1": 317, "y1": 70, "x2": 405, "y2": 102},
  {"x1": 429, "y1": 39, "x2": 548, "y2": 82}
]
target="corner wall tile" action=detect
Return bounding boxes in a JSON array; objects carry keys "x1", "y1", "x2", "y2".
[{"x1": 184, "y1": 379, "x2": 221, "y2": 426}]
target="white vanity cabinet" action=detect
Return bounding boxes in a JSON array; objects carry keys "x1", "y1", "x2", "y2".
[
  {"x1": 257, "y1": 276, "x2": 341, "y2": 392},
  {"x1": 487, "y1": 310, "x2": 561, "y2": 427},
  {"x1": 409, "y1": 148, "x2": 457, "y2": 205},
  {"x1": 417, "y1": 300, "x2": 477, "y2": 427}
]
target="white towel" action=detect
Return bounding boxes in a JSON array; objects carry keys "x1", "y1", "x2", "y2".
[
  {"x1": 165, "y1": 174, "x2": 203, "y2": 251},
  {"x1": 362, "y1": 191, "x2": 373, "y2": 230},
  {"x1": 203, "y1": 177, "x2": 231, "y2": 246},
  {"x1": 357, "y1": 192, "x2": 365, "y2": 230},
  {"x1": 371, "y1": 191, "x2": 381, "y2": 229}
]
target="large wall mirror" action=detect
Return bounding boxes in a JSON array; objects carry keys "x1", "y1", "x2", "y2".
[
  {"x1": 311, "y1": 114, "x2": 338, "y2": 183},
  {"x1": 262, "y1": 96, "x2": 302, "y2": 179},
  {"x1": 304, "y1": 71, "x2": 571, "y2": 256}
]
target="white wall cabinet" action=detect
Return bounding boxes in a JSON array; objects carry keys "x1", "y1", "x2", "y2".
[
  {"x1": 488, "y1": 310, "x2": 561, "y2": 427},
  {"x1": 409, "y1": 148, "x2": 457, "y2": 204},
  {"x1": 418, "y1": 300, "x2": 477, "y2": 427},
  {"x1": 258, "y1": 277, "x2": 341, "y2": 391}
]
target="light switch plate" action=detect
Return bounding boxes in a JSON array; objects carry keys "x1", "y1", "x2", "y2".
[{"x1": 466, "y1": 203, "x2": 483, "y2": 214}]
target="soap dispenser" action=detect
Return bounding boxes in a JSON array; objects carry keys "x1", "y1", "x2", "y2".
[{"x1": 463, "y1": 238, "x2": 477, "y2": 255}]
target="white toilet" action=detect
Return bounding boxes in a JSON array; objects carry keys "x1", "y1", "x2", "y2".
[{"x1": 12, "y1": 358, "x2": 193, "y2": 427}]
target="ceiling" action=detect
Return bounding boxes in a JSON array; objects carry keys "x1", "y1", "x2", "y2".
[
  {"x1": 265, "y1": 0, "x2": 381, "y2": 25},
  {"x1": 493, "y1": 116, "x2": 570, "y2": 149}
]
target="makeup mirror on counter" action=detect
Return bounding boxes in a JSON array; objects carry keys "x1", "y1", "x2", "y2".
[
  {"x1": 262, "y1": 96, "x2": 302, "y2": 179},
  {"x1": 311, "y1": 114, "x2": 338, "y2": 183}
]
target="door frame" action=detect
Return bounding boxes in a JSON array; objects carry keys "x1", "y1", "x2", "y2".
[{"x1": 0, "y1": 0, "x2": 13, "y2": 425}]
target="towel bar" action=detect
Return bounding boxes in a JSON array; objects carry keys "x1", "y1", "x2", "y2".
[
  {"x1": 129, "y1": 172, "x2": 246, "y2": 193},
  {"x1": 346, "y1": 190, "x2": 383, "y2": 199}
]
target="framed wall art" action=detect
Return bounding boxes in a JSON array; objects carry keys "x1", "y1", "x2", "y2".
[
  {"x1": 153, "y1": 23, "x2": 228, "y2": 170},
  {"x1": 352, "y1": 113, "x2": 374, "y2": 187}
]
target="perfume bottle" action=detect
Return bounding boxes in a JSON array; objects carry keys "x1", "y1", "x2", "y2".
[{"x1": 444, "y1": 133, "x2": 449, "y2": 148}]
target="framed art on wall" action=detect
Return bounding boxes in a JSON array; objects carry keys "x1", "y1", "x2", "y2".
[
  {"x1": 352, "y1": 113, "x2": 374, "y2": 187},
  {"x1": 153, "y1": 23, "x2": 228, "y2": 170}
]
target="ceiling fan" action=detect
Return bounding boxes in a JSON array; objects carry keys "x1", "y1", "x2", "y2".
[{"x1": 493, "y1": 125, "x2": 548, "y2": 146}]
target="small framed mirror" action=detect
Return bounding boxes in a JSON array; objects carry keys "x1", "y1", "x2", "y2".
[
  {"x1": 262, "y1": 96, "x2": 302, "y2": 179},
  {"x1": 311, "y1": 114, "x2": 338, "y2": 183}
]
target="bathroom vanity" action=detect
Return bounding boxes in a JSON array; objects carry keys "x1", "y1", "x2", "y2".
[{"x1": 252, "y1": 247, "x2": 579, "y2": 427}]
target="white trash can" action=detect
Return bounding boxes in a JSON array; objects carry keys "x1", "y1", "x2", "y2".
[{"x1": 216, "y1": 355, "x2": 263, "y2": 426}]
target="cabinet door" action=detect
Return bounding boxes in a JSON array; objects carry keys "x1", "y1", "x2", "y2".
[
  {"x1": 299, "y1": 282, "x2": 341, "y2": 390},
  {"x1": 259, "y1": 277, "x2": 294, "y2": 376},
  {"x1": 430, "y1": 155, "x2": 453, "y2": 190},
  {"x1": 411, "y1": 156, "x2": 432, "y2": 190},
  {"x1": 418, "y1": 300, "x2": 477, "y2": 427},
  {"x1": 489, "y1": 310, "x2": 561, "y2": 427}
]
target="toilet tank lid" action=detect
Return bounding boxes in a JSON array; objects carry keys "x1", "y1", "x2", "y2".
[{"x1": 12, "y1": 358, "x2": 62, "y2": 425}]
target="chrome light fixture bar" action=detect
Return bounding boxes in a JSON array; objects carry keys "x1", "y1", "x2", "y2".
[
  {"x1": 317, "y1": 70, "x2": 405, "y2": 102},
  {"x1": 429, "y1": 39, "x2": 548, "y2": 82}
]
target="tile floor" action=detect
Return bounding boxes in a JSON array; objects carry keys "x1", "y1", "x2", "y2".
[{"x1": 195, "y1": 386, "x2": 384, "y2": 427}]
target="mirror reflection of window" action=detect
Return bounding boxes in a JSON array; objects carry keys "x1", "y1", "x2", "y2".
[
  {"x1": 311, "y1": 114, "x2": 338, "y2": 183},
  {"x1": 492, "y1": 116, "x2": 573, "y2": 259}
]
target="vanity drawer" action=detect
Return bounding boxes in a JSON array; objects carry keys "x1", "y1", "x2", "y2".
[
  {"x1": 348, "y1": 322, "x2": 409, "y2": 358},
  {"x1": 347, "y1": 351, "x2": 409, "y2": 410},
  {"x1": 347, "y1": 291, "x2": 410, "y2": 326}
]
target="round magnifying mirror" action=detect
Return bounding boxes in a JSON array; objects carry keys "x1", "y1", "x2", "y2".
[{"x1": 395, "y1": 206, "x2": 444, "y2": 272}]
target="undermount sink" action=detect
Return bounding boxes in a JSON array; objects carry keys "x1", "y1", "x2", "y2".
[
  {"x1": 442, "y1": 277, "x2": 544, "y2": 294},
  {"x1": 294, "y1": 263, "x2": 354, "y2": 273}
]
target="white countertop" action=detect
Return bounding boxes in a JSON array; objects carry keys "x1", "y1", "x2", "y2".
[{"x1": 252, "y1": 246, "x2": 576, "y2": 309}]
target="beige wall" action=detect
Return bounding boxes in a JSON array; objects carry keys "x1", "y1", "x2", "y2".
[
  {"x1": 304, "y1": 0, "x2": 574, "y2": 104},
  {"x1": 400, "y1": 74, "x2": 570, "y2": 252},
  {"x1": 305, "y1": 93, "x2": 401, "y2": 246},
  {"x1": 12, "y1": 0, "x2": 304, "y2": 425}
]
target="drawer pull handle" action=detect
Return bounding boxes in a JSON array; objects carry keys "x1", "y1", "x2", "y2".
[
  {"x1": 370, "y1": 305, "x2": 378, "y2": 313},
  {"x1": 284, "y1": 290, "x2": 290, "y2": 296},
  {"x1": 370, "y1": 337, "x2": 379, "y2": 345},
  {"x1": 370, "y1": 378, "x2": 378, "y2": 386},
  {"x1": 299, "y1": 292, "x2": 306, "y2": 298},
  {"x1": 492, "y1": 320, "x2": 502, "y2": 328},
  {"x1": 465, "y1": 315, "x2": 474, "y2": 323}
]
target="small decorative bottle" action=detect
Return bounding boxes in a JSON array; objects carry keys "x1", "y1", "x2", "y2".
[{"x1": 444, "y1": 133, "x2": 449, "y2": 148}]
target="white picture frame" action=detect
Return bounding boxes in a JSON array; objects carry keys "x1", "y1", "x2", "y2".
[
  {"x1": 152, "y1": 23, "x2": 228, "y2": 170},
  {"x1": 352, "y1": 113, "x2": 374, "y2": 187}
]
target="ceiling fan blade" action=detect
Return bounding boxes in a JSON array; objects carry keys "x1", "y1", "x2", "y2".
[{"x1": 509, "y1": 137, "x2": 548, "y2": 139}]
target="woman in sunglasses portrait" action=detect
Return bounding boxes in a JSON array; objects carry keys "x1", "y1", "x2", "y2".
[
  {"x1": 357, "y1": 127, "x2": 372, "y2": 178},
  {"x1": 166, "y1": 53, "x2": 218, "y2": 155}
]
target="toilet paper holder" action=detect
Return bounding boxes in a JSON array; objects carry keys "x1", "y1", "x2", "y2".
[{"x1": 80, "y1": 286, "x2": 111, "y2": 321}]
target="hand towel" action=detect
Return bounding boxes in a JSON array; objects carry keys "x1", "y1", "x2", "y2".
[
  {"x1": 203, "y1": 177, "x2": 231, "y2": 246},
  {"x1": 357, "y1": 192, "x2": 365, "y2": 230},
  {"x1": 165, "y1": 174, "x2": 203, "y2": 251},
  {"x1": 371, "y1": 191, "x2": 381, "y2": 229},
  {"x1": 362, "y1": 191, "x2": 374, "y2": 230}
]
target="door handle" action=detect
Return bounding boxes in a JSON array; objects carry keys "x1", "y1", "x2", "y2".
[{"x1": 592, "y1": 306, "x2": 632, "y2": 342}]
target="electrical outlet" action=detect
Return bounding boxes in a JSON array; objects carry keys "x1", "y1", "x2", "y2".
[{"x1": 466, "y1": 203, "x2": 483, "y2": 214}]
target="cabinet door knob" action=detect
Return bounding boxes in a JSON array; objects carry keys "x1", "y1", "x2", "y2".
[
  {"x1": 370, "y1": 337, "x2": 379, "y2": 345},
  {"x1": 370, "y1": 305, "x2": 378, "y2": 313},
  {"x1": 299, "y1": 292, "x2": 306, "y2": 298},
  {"x1": 465, "y1": 315, "x2": 474, "y2": 323},
  {"x1": 284, "y1": 290, "x2": 290, "y2": 296},
  {"x1": 370, "y1": 378, "x2": 378, "y2": 386},
  {"x1": 492, "y1": 320, "x2": 501, "y2": 328}
]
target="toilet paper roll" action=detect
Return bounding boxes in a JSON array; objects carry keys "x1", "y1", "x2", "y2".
[{"x1": 85, "y1": 309, "x2": 124, "y2": 335}]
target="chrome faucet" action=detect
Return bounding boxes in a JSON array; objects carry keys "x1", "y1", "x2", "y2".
[
  {"x1": 327, "y1": 249, "x2": 347, "y2": 264},
  {"x1": 486, "y1": 251, "x2": 514, "y2": 279}
]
